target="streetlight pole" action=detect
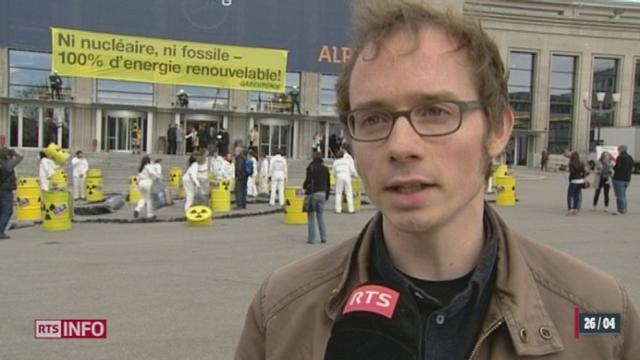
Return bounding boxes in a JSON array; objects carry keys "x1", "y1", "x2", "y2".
[{"x1": 582, "y1": 91, "x2": 620, "y2": 148}]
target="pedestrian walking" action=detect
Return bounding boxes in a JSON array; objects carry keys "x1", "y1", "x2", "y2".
[
  {"x1": 612, "y1": 144, "x2": 634, "y2": 215},
  {"x1": 566, "y1": 151, "x2": 588, "y2": 215},
  {"x1": 0, "y1": 147, "x2": 23, "y2": 239},
  {"x1": 71, "y1": 150, "x2": 88, "y2": 201},
  {"x1": 303, "y1": 151, "x2": 330, "y2": 244},
  {"x1": 541, "y1": 148, "x2": 549, "y2": 171},
  {"x1": 592, "y1": 151, "x2": 613, "y2": 211}
]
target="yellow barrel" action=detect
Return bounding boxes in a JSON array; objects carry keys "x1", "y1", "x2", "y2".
[
  {"x1": 170, "y1": 167, "x2": 182, "y2": 188},
  {"x1": 210, "y1": 181, "x2": 231, "y2": 213},
  {"x1": 42, "y1": 190, "x2": 72, "y2": 231},
  {"x1": 44, "y1": 142, "x2": 70, "y2": 165},
  {"x1": 186, "y1": 205, "x2": 213, "y2": 227},
  {"x1": 86, "y1": 168, "x2": 105, "y2": 202},
  {"x1": 342, "y1": 177, "x2": 363, "y2": 212},
  {"x1": 330, "y1": 172, "x2": 336, "y2": 188},
  {"x1": 495, "y1": 176, "x2": 517, "y2": 207},
  {"x1": 492, "y1": 164, "x2": 509, "y2": 189},
  {"x1": 50, "y1": 169, "x2": 68, "y2": 190},
  {"x1": 284, "y1": 186, "x2": 307, "y2": 225},
  {"x1": 129, "y1": 176, "x2": 141, "y2": 204},
  {"x1": 16, "y1": 177, "x2": 41, "y2": 221}
]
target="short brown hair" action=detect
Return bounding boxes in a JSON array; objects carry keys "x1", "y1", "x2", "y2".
[{"x1": 336, "y1": 0, "x2": 509, "y2": 137}]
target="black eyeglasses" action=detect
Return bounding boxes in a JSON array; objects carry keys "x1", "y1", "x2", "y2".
[{"x1": 342, "y1": 100, "x2": 485, "y2": 142}]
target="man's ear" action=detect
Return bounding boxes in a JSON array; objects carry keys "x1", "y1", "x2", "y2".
[{"x1": 487, "y1": 108, "x2": 515, "y2": 158}]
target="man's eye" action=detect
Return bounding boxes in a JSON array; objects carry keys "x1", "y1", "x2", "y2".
[
  {"x1": 359, "y1": 113, "x2": 388, "y2": 126},
  {"x1": 415, "y1": 105, "x2": 450, "y2": 118}
]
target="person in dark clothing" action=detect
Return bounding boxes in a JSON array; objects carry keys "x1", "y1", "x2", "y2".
[
  {"x1": 49, "y1": 71, "x2": 62, "y2": 100},
  {"x1": 234, "y1": 145, "x2": 249, "y2": 209},
  {"x1": 177, "y1": 89, "x2": 189, "y2": 107},
  {"x1": 612, "y1": 144, "x2": 634, "y2": 215},
  {"x1": 166, "y1": 123, "x2": 177, "y2": 155},
  {"x1": 566, "y1": 151, "x2": 588, "y2": 215},
  {"x1": 0, "y1": 147, "x2": 24, "y2": 239},
  {"x1": 289, "y1": 86, "x2": 301, "y2": 114},
  {"x1": 198, "y1": 125, "x2": 210, "y2": 155},
  {"x1": 217, "y1": 128, "x2": 230, "y2": 156},
  {"x1": 303, "y1": 151, "x2": 330, "y2": 244}
]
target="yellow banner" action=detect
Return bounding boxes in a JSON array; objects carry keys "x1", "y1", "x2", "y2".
[{"x1": 51, "y1": 28, "x2": 288, "y2": 93}]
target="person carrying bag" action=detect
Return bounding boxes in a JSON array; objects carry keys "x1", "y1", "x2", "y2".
[{"x1": 303, "y1": 152, "x2": 330, "y2": 244}]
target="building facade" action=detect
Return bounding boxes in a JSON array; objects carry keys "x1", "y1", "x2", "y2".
[{"x1": 1, "y1": 0, "x2": 640, "y2": 165}]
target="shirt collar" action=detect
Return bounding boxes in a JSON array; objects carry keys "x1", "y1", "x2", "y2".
[{"x1": 369, "y1": 202, "x2": 498, "y2": 316}]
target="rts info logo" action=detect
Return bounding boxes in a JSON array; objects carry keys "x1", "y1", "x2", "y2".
[{"x1": 35, "y1": 319, "x2": 107, "y2": 339}]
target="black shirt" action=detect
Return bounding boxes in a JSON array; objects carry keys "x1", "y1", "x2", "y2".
[{"x1": 369, "y1": 203, "x2": 498, "y2": 359}]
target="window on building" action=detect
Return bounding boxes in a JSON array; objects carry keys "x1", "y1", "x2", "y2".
[
  {"x1": 548, "y1": 55, "x2": 577, "y2": 154},
  {"x1": 178, "y1": 85, "x2": 229, "y2": 110},
  {"x1": 319, "y1": 74, "x2": 338, "y2": 115},
  {"x1": 249, "y1": 72, "x2": 301, "y2": 113},
  {"x1": 9, "y1": 50, "x2": 71, "y2": 99},
  {"x1": 632, "y1": 60, "x2": 640, "y2": 126},
  {"x1": 590, "y1": 57, "x2": 619, "y2": 150},
  {"x1": 508, "y1": 52, "x2": 536, "y2": 129},
  {"x1": 97, "y1": 80, "x2": 153, "y2": 106}
]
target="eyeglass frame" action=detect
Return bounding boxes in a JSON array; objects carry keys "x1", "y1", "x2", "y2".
[{"x1": 341, "y1": 100, "x2": 485, "y2": 142}]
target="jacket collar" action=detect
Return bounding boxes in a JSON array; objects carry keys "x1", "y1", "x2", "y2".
[{"x1": 325, "y1": 205, "x2": 564, "y2": 356}]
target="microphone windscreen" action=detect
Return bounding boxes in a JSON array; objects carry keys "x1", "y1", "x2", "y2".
[{"x1": 324, "y1": 283, "x2": 419, "y2": 360}]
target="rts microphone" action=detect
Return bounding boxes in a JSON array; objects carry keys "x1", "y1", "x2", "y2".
[{"x1": 324, "y1": 283, "x2": 420, "y2": 360}]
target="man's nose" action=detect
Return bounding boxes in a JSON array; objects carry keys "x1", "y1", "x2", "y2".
[{"x1": 386, "y1": 116, "x2": 423, "y2": 161}]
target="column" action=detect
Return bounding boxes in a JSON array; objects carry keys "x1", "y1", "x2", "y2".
[
  {"x1": 17, "y1": 106, "x2": 23, "y2": 148},
  {"x1": 324, "y1": 122, "x2": 330, "y2": 159},
  {"x1": 146, "y1": 111, "x2": 154, "y2": 153},
  {"x1": 174, "y1": 113, "x2": 180, "y2": 125},
  {"x1": 37, "y1": 107, "x2": 43, "y2": 148},
  {"x1": 293, "y1": 119, "x2": 299, "y2": 159},
  {"x1": 95, "y1": 109, "x2": 102, "y2": 152}
]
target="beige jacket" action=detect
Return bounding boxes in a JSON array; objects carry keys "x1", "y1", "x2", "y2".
[{"x1": 235, "y1": 206, "x2": 639, "y2": 359}]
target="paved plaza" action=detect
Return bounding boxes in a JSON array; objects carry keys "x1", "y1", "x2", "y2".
[{"x1": 0, "y1": 169, "x2": 638, "y2": 360}]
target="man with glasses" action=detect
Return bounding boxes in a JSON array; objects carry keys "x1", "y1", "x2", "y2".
[{"x1": 235, "y1": 1, "x2": 639, "y2": 359}]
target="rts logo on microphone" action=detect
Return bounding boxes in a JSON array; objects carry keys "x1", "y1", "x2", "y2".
[
  {"x1": 343, "y1": 285, "x2": 400, "y2": 319},
  {"x1": 34, "y1": 319, "x2": 107, "y2": 339}
]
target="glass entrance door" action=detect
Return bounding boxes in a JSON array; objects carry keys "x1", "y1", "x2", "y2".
[
  {"x1": 506, "y1": 134, "x2": 529, "y2": 166},
  {"x1": 103, "y1": 111, "x2": 145, "y2": 152},
  {"x1": 258, "y1": 122, "x2": 292, "y2": 156}
]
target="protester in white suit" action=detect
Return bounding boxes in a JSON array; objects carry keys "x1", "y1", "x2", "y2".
[
  {"x1": 71, "y1": 150, "x2": 89, "y2": 200},
  {"x1": 183, "y1": 151, "x2": 209, "y2": 210},
  {"x1": 38, "y1": 151, "x2": 57, "y2": 192},
  {"x1": 269, "y1": 150, "x2": 288, "y2": 206},
  {"x1": 134, "y1": 155, "x2": 161, "y2": 219},
  {"x1": 333, "y1": 150, "x2": 358, "y2": 213},
  {"x1": 258, "y1": 155, "x2": 270, "y2": 194},
  {"x1": 246, "y1": 150, "x2": 258, "y2": 197}
]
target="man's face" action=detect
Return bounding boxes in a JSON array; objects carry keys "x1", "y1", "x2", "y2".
[{"x1": 348, "y1": 26, "x2": 511, "y2": 233}]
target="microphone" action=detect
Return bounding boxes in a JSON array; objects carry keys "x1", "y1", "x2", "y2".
[{"x1": 324, "y1": 283, "x2": 420, "y2": 360}]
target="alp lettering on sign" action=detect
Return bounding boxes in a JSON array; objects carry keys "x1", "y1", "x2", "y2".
[
  {"x1": 35, "y1": 319, "x2": 108, "y2": 339},
  {"x1": 342, "y1": 285, "x2": 400, "y2": 319},
  {"x1": 318, "y1": 45, "x2": 352, "y2": 64}
]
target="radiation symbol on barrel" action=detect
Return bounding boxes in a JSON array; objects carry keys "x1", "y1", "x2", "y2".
[
  {"x1": 187, "y1": 206, "x2": 212, "y2": 220},
  {"x1": 170, "y1": 172, "x2": 178, "y2": 183},
  {"x1": 129, "y1": 176, "x2": 138, "y2": 185},
  {"x1": 221, "y1": 181, "x2": 230, "y2": 191},
  {"x1": 86, "y1": 183, "x2": 101, "y2": 196}
]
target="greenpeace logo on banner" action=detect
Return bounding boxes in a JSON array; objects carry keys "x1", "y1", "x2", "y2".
[
  {"x1": 342, "y1": 285, "x2": 400, "y2": 319},
  {"x1": 34, "y1": 319, "x2": 107, "y2": 339}
]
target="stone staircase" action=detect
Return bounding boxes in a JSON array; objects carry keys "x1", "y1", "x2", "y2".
[{"x1": 14, "y1": 149, "x2": 320, "y2": 193}]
